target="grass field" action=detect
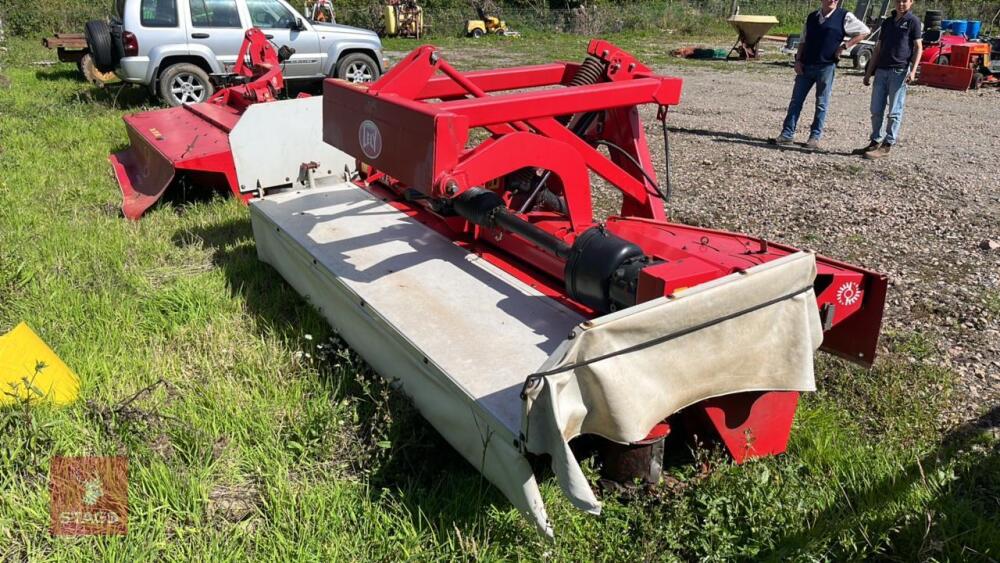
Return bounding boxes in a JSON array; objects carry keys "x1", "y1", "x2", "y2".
[{"x1": 1, "y1": 35, "x2": 998, "y2": 560}]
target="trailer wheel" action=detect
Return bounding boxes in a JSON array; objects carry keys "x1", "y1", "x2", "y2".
[
  {"x1": 970, "y1": 73, "x2": 982, "y2": 90},
  {"x1": 79, "y1": 53, "x2": 116, "y2": 86},
  {"x1": 159, "y1": 63, "x2": 214, "y2": 106},
  {"x1": 336, "y1": 53, "x2": 380, "y2": 84},
  {"x1": 853, "y1": 47, "x2": 872, "y2": 70},
  {"x1": 84, "y1": 20, "x2": 116, "y2": 73}
]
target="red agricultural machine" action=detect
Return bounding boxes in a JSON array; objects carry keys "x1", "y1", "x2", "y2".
[
  {"x1": 110, "y1": 32, "x2": 887, "y2": 534},
  {"x1": 919, "y1": 40, "x2": 1000, "y2": 90},
  {"x1": 110, "y1": 28, "x2": 352, "y2": 219},
  {"x1": 240, "y1": 41, "x2": 888, "y2": 534}
]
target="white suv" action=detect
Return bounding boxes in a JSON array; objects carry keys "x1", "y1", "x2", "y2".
[{"x1": 85, "y1": 0, "x2": 385, "y2": 106}]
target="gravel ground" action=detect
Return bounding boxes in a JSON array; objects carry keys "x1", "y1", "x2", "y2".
[{"x1": 640, "y1": 62, "x2": 999, "y2": 426}]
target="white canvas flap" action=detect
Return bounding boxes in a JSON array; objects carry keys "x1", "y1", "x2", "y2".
[{"x1": 521, "y1": 251, "x2": 823, "y2": 513}]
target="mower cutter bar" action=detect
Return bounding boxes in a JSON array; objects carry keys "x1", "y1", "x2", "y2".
[{"x1": 111, "y1": 104, "x2": 242, "y2": 219}]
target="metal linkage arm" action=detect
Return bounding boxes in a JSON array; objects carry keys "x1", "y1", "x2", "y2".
[{"x1": 210, "y1": 28, "x2": 286, "y2": 111}]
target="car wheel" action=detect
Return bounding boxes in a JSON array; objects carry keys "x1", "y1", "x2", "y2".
[
  {"x1": 471, "y1": 28, "x2": 484, "y2": 38},
  {"x1": 336, "y1": 53, "x2": 380, "y2": 84},
  {"x1": 159, "y1": 63, "x2": 214, "y2": 107},
  {"x1": 84, "y1": 20, "x2": 116, "y2": 73}
]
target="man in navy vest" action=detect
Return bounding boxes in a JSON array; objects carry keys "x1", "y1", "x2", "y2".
[
  {"x1": 855, "y1": 0, "x2": 923, "y2": 159},
  {"x1": 770, "y1": 0, "x2": 869, "y2": 149}
]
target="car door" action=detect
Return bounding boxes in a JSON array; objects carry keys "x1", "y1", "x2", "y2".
[
  {"x1": 185, "y1": 0, "x2": 248, "y2": 74},
  {"x1": 243, "y1": 0, "x2": 321, "y2": 78}
]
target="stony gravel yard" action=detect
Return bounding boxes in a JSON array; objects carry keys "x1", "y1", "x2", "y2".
[{"x1": 638, "y1": 62, "x2": 999, "y2": 426}]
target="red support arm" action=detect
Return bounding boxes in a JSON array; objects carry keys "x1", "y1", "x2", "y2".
[
  {"x1": 209, "y1": 28, "x2": 285, "y2": 111},
  {"x1": 437, "y1": 78, "x2": 681, "y2": 127},
  {"x1": 446, "y1": 132, "x2": 594, "y2": 231}
]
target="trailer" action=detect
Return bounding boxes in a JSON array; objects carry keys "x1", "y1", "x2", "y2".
[{"x1": 41, "y1": 33, "x2": 115, "y2": 85}]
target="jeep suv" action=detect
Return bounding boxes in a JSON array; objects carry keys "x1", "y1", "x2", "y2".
[{"x1": 85, "y1": 0, "x2": 384, "y2": 106}]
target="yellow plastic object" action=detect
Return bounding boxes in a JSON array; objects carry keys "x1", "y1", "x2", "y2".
[
  {"x1": 727, "y1": 15, "x2": 780, "y2": 46},
  {"x1": 0, "y1": 322, "x2": 79, "y2": 405},
  {"x1": 385, "y1": 5, "x2": 397, "y2": 36}
]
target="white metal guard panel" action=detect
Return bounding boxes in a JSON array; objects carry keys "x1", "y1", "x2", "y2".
[{"x1": 250, "y1": 182, "x2": 584, "y2": 435}]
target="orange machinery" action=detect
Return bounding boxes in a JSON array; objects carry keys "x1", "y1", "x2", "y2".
[{"x1": 918, "y1": 42, "x2": 995, "y2": 91}]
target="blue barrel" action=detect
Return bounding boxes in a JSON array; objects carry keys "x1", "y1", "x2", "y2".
[
  {"x1": 967, "y1": 20, "x2": 981, "y2": 39},
  {"x1": 950, "y1": 20, "x2": 968, "y2": 36},
  {"x1": 942, "y1": 19, "x2": 954, "y2": 31}
]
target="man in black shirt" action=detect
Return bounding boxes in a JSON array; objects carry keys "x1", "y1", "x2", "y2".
[{"x1": 856, "y1": 0, "x2": 923, "y2": 159}]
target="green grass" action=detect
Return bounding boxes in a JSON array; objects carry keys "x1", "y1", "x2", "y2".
[{"x1": 2, "y1": 36, "x2": 999, "y2": 560}]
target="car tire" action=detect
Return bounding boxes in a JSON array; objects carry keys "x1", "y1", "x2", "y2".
[
  {"x1": 335, "y1": 53, "x2": 380, "y2": 84},
  {"x1": 471, "y1": 28, "x2": 484, "y2": 38},
  {"x1": 936, "y1": 55, "x2": 949, "y2": 65},
  {"x1": 158, "y1": 63, "x2": 214, "y2": 107},
  {"x1": 84, "y1": 20, "x2": 116, "y2": 73},
  {"x1": 924, "y1": 10, "x2": 943, "y2": 29}
]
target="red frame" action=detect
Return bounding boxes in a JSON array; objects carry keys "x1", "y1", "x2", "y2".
[{"x1": 324, "y1": 40, "x2": 888, "y2": 462}]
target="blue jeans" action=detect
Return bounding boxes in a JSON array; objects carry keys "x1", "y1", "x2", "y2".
[
  {"x1": 870, "y1": 67, "x2": 909, "y2": 145},
  {"x1": 780, "y1": 63, "x2": 836, "y2": 140}
]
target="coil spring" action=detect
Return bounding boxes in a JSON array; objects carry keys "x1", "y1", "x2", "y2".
[
  {"x1": 503, "y1": 54, "x2": 605, "y2": 210},
  {"x1": 556, "y1": 55, "x2": 606, "y2": 125},
  {"x1": 569, "y1": 55, "x2": 606, "y2": 87}
]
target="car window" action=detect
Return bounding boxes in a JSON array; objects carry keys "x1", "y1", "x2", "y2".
[
  {"x1": 140, "y1": 0, "x2": 178, "y2": 27},
  {"x1": 189, "y1": 0, "x2": 243, "y2": 28},
  {"x1": 246, "y1": 0, "x2": 296, "y2": 29}
]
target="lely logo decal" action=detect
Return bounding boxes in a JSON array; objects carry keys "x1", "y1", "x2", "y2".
[{"x1": 359, "y1": 120, "x2": 382, "y2": 159}]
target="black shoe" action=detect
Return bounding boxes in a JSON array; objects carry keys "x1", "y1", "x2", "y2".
[
  {"x1": 852, "y1": 141, "x2": 880, "y2": 155},
  {"x1": 863, "y1": 143, "x2": 892, "y2": 160},
  {"x1": 768, "y1": 136, "x2": 794, "y2": 146}
]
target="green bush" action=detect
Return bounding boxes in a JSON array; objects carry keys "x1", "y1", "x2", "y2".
[{"x1": 2, "y1": 0, "x2": 112, "y2": 37}]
